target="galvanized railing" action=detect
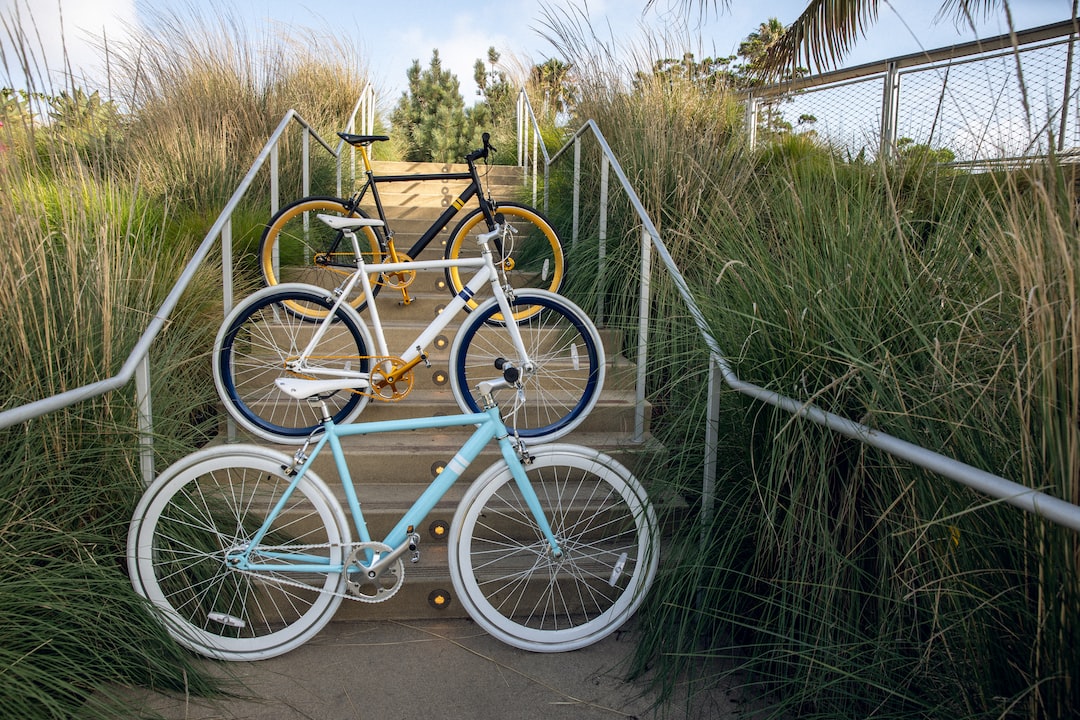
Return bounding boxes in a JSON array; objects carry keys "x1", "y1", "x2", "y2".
[
  {"x1": 515, "y1": 91, "x2": 1080, "y2": 533},
  {"x1": 0, "y1": 84, "x2": 376, "y2": 484}
]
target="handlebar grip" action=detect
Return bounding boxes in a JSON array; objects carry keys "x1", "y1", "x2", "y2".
[
  {"x1": 494, "y1": 358, "x2": 520, "y2": 383},
  {"x1": 465, "y1": 132, "x2": 496, "y2": 162}
]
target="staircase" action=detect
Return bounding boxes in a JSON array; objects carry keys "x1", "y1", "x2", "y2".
[{"x1": 257, "y1": 160, "x2": 663, "y2": 620}]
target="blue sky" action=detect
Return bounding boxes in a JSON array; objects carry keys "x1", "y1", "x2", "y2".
[{"x1": 2, "y1": 0, "x2": 1072, "y2": 104}]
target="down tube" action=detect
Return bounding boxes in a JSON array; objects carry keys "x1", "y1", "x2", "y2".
[{"x1": 329, "y1": 410, "x2": 499, "y2": 550}]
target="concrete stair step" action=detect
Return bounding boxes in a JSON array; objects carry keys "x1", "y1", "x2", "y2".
[{"x1": 301, "y1": 426, "x2": 661, "y2": 484}]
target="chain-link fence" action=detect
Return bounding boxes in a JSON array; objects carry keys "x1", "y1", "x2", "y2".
[{"x1": 749, "y1": 20, "x2": 1080, "y2": 166}]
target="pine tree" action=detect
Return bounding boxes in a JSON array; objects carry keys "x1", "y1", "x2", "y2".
[
  {"x1": 390, "y1": 49, "x2": 470, "y2": 162},
  {"x1": 467, "y1": 46, "x2": 513, "y2": 143}
]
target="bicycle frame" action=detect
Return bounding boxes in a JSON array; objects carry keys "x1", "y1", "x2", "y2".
[
  {"x1": 225, "y1": 401, "x2": 563, "y2": 579},
  {"x1": 287, "y1": 219, "x2": 533, "y2": 395},
  {"x1": 349, "y1": 141, "x2": 497, "y2": 265}
]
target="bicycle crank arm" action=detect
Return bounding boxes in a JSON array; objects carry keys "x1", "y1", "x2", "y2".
[{"x1": 362, "y1": 533, "x2": 421, "y2": 580}]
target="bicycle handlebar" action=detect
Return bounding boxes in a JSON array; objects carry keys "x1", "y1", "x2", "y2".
[{"x1": 465, "y1": 132, "x2": 495, "y2": 163}]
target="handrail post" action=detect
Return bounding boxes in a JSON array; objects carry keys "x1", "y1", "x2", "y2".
[
  {"x1": 634, "y1": 226, "x2": 652, "y2": 444},
  {"x1": 302, "y1": 127, "x2": 310, "y2": 197},
  {"x1": 572, "y1": 136, "x2": 581, "y2": 247},
  {"x1": 702, "y1": 353, "x2": 723, "y2": 534},
  {"x1": 221, "y1": 217, "x2": 234, "y2": 315},
  {"x1": 136, "y1": 355, "x2": 154, "y2": 485},
  {"x1": 597, "y1": 154, "x2": 610, "y2": 326},
  {"x1": 517, "y1": 91, "x2": 525, "y2": 169},
  {"x1": 270, "y1": 143, "x2": 280, "y2": 217},
  {"x1": 532, "y1": 126, "x2": 539, "y2": 207}
]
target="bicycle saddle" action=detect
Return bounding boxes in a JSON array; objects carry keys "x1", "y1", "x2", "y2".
[{"x1": 338, "y1": 132, "x2": 390, "y2": 146}]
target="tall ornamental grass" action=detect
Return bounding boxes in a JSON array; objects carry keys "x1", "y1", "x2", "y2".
[
  {"x1": 109, "y1": 5, "x2": 374, "y2": 211},
  {"x1": 547, "y1": 32, "x2": 1079, "y2": 718},
  {"x1": 0, "y1": 142, "x2": 225, "y2": 717}
]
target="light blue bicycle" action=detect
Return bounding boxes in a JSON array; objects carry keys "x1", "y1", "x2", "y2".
[{"x1": 127, "y1": 376, "x2": 659, "y2": 660}]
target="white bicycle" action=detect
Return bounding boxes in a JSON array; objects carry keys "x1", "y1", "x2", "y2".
[{"x1": 214, "y1": 216, "x2": 605, "y2": 444}]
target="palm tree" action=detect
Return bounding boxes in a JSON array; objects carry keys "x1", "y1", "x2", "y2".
[{"x1": 645, "y1": 1, "x2": 1011, "y2": 79}]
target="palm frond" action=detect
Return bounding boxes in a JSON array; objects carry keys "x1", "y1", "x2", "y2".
[{"x1": 760, "y1": 0, "x2": 880, "y2": 80}]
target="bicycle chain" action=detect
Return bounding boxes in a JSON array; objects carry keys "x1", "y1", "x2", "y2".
[{"x1": 231, "y1": 541, "x2": 404, "y2": 604}]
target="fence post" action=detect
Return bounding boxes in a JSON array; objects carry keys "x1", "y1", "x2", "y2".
[
  {"x1": 745, "y1": 93, "x2": 758, "y2": 149},
  {"x1": 880, "y1": 61, "x2": 900, "y2": 159},
  {"x1": 1059, "y1": 24, "x2": 1078, "y2": 151}
]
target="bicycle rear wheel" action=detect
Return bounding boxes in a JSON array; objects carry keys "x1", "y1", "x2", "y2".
[
  {"x1": 259, "y1": 196, "x2": 383, "y2": 318},
  {"x1": 213, "y1": 283, "x2": 373, "y2": 444},
  {"x1": 444, "y1": 202, "x2": 565, "y2": 323},
  {"x1": 127, "y1": 446, "x2": 349, "y2": 661},
  {"x1": 449, "y1": 290, "x2": 604, "y2": 442},
  {"x1": 448, "y1": 444, "x2": 659, "y2": 652}
]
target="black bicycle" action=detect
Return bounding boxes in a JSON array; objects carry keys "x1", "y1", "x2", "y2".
[{"x1": 259, "y1": 132, "x2": 565, "y2": 323}]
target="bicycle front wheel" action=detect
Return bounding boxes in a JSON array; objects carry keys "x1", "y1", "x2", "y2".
[
  {"x1": 214, "y1": 283, "x2": 372, "y2": 444},
  {"x1": 449, "y1": 290, "x2": 604, "y2": 442},
  {"x1": 259, "y1": 196, "x2": 383, "y2": 318},
  {"x1": 127, "y1": 446, "x2": 350, "y2": 661},
  {"x1": 448, "y1": 444, "x2": 659, "y2": 652},
  {"x1": 444, "y1": 202, "x2": 565, "y2": 323}
]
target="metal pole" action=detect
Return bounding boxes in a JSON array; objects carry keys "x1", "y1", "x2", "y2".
[
  {"x1": 532, "y1": 126, "x2": 539, "y2": 207},
  {"x1": 1058, "y1": 7, "x2": 1078, "y2": 151},
  {"x1": 702, "y1": 354, "x2": 723, "y2": 533},
  {"x1": 597, "y1": 154, "x2": 609, "y2": 326},
  {"x1": 517, "y1": 92, "x2": 524, "y2": 169},
  {"x1": 880, "y1": 61, "x2": 900, "y2": 159},
  {"x1": 634, "y1": 226, "x2": 651, "y2": 443},
  {"x1": 303, "y1": 127, "x2": 310, "y2": 197},
  {"x1": 221, "y1": 217, "x2": 233, "y2": 316},
  {"x1": 745, "y1": 94, "x2": 758, "y2": 149},
  {"x1": 270, "y1": 143, "x2": 280, "y2": 216},
  {"x1": 572, "y1": 136, "x2": 581, "y2": 248},
  {"x1": 136, "y1": 355, "x2": 154, "y2": 485}
]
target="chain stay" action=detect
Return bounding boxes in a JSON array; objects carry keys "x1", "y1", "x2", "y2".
[{"x1": 231, "y1": 540, "x2": 409, "y2": 604}]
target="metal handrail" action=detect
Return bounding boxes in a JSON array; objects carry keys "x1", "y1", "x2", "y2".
[
  {"x1": 515, "y1": 90, "x2": 550, "y2": 210},
  {"x1": 0, "y1": 84, "x2": 375, "y2": 484},
  {"x1": 543, "y1": 117, "x2": 1080, "y2": 533}
]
